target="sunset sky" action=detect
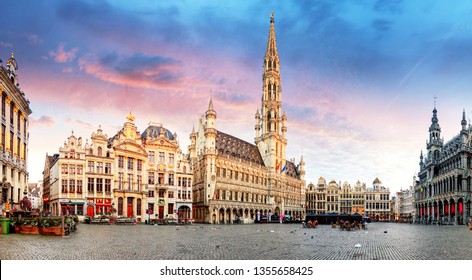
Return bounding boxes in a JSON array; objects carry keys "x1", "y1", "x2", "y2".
[{"x1": 2, "y1": 0, "x2": 472, "y2": 195}]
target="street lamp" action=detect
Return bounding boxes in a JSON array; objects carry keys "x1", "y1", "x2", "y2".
[
  {"x1": 67, "y1": 199, "x2": 72, "y2": 216},
  {"x1": 147, "y1": 204, "x2": 151, "y2": 224}
]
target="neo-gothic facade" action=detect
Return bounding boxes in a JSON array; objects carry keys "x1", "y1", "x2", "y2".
[
  {"x1": 0, "y1": 53, "x2": 32, "y2": 215},
  {"x1": 416, "y1": 106, "x2": 472, "y2": 225},
  {"x1": 190, "y1": 13, "x2": 306, "y2": 224}
]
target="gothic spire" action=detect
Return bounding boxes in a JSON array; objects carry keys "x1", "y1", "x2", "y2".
[
  {"x1": 208, "y1": 96, "x2": 214, "y2": 111},
  {"x1": 265, "y1": 11, "x2": 279, "y2": 60},
  {"x1": 461, "y1": 109, "x2": 467, "y2": 130}
]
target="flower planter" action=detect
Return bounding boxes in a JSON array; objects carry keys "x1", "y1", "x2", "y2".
[
  {"x1": 40, "y1": 227, "x2": 64, "y2": 236},
  {"x1": 19, "y1": 226, "x2": 40, "y2": 235}
]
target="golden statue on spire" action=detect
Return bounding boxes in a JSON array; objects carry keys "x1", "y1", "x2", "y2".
[{"x1": 126, "y1": 111, "x2": 135, "y2": 122}]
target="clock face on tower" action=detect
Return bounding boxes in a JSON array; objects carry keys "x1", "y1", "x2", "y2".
[{"x1": 211, "y1": 175, "x2": 216, "y2": 181}]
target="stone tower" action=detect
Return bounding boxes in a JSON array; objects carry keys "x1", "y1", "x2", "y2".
[{"x1": 255, "y1": 12, "x2": 287, "y2": 173}]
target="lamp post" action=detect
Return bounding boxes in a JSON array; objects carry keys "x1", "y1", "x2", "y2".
[{"x1": 67, "y1": 199, "x2": 72, "y2": 216}]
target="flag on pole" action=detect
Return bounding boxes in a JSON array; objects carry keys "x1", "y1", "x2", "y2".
[
  {"x1": 281, "y1": 164, "x2": 287, "y2": 173},
  {"x1": 213, "y1": 184, "x2": 218, "y2": 199}
]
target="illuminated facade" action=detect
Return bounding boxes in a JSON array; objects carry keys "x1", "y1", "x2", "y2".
[
  {"x1": 190, "y1": 13, "x2": 306, "y2": 223},
  {"x1": 0, "y1": 53, "x2": 32, "y2": 215},
  {"x1": 416, "y1": 106, "x2": 472, "y2": 225},
  {"x1": 364, "y1": 177, "x2": 390, "y2": 221},
  {"x1": 43, "y1": 114, "x2": 192, "y2": 222},
  {"x1": 339, "y1": 182, "x2": 352, "y2": 214},
  {"x1": 141, "y1": 122, "x2": 193, "y2": 222}
]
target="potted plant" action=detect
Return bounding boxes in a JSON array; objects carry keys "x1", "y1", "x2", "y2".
[
  {"x1": 40, "y1": 217, "x2": 66, "y2": 236},
  {"x1": 19, "y1": 218, "x2": 40, "y2": 235},
  {"x1": 10, "y1": 217, "x2": 19, "y2": 233}
]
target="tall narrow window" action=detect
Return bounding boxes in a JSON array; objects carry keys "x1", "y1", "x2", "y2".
[
  {"x1": 148, "y1": 172, "x2": 155, "y2": 184},
  {"x1": 105, "y1": 179, "x2": 111, "y2": 193},
  {"x1": 88, "y1": 161, "x2": 94, "y2": 173},
  {"x1": 137, "y1": 175, "x2": 142, "y2": 191},
  {"x1": 9, "y1": 132, "x2": 13, "y2": 156},
  {"x1": 1, "y1": 93, "x2": 5, "y2": 118},
  {"x1": 77, "y1": 180, "x2": 83, "y2": 194},
  {"x1": 118, "y1": 172, "x2": 123, "y2": 190},
  {"x1": 105, "y1": 163, "x2": 112, "y2": 174},
  {"x1": 62, "y1": 180, "x2": 68, "y2": 193},
  {"x1": 10, "y1": 101, "x2": 14, "y2": 124},
  {"x1": 1, "y1": 124, "x2": 5, "y2": 153},
  {"x1": 69, "y1": 180, "x2": 75, "y2": 193},
  {"x1": 96, "y1": 178, "x2": 103, "y2": 192},
  {"x1": 17, "y1": 112, "x2": 21, "y2": 131},
  {"x1": 87, "y1": 178, "x2": 94, "y2": 193}
]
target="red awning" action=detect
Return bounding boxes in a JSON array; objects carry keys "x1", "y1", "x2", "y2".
[{"x1": 95, "y1": 203, "x2": 112, "y2": 206}]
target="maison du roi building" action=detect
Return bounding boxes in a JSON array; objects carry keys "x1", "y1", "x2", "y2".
[
  {"x1": 416, "y1": 106, "x2": 472, "y2": 225},
  {"x1": 0, "y1": 53, "x2": 32, "y2": 215},
  {"x1": 189, "y1": 13, "x2": 306, "y2": 224},
  {"x1": 42, "y1": 114, "x2": 193, "y2": 222}
]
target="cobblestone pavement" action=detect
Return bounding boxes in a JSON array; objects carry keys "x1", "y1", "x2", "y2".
[{"x1": 1, "y1": 222, "x2": 471, "y2": 260}]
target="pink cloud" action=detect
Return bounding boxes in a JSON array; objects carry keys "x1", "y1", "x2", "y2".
[
  {"x1": 77, "y1": 52, "x2": 188, "y2": 91},
  {"x1": 29, "y1": 115, "x2": 55, "y2": 127},
  {"x1": 49, "y1": 43, "x2": 78, "y2": 63}
]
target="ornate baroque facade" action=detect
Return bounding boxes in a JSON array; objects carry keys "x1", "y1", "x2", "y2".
[
  {"x1": 306, "y1": 177, "x2": 389, "y2": 220},
  {"x1": 43, "y1": 114, "x2": 193, "y2": 222},
  {"x1": 0, "y1": 53, "x2": 32, "y2": 214},
  {"x1": 190, "y1": 13, "x2": 306, "y2": 224},
  {"x1": 416, "y1": 106, "x2": 472, "y2": 225}
]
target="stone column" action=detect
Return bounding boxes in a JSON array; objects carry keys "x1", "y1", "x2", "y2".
[
  {"x1": 455, "y1": 201, "x2": 459, "y2": 225},
  {"x1": 447, "y1": 201, "x2": 451, "y2": 222},
  {"x1": 462, "y1": 200, "x2": 467, "y2": 225},
  {"x1": 430, "y1": 203, "x2": 433, "y2": 223}
]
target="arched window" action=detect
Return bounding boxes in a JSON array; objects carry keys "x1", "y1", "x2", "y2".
[
  {"x1": 70, "y1": 149, "x2": 75, "y2": 159},
  {"x1": 89, "y1": 148, "x2": 93, "y2": 155},
  {"x1": 183, "y1": 166, "x2": 187, "y2": 173},
  {"x1": 98, "y1": 147, "x2": 102, "y2": 157}
]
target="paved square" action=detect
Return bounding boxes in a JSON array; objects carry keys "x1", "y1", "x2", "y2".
[{"x1": 0, "y1": 223, "x2": 471, "y2": 260}]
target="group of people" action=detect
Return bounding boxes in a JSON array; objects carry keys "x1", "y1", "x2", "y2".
[
  {"x1": 302, "y1": 219, "x2": 318, "y2": 228},
  {"x1": 337, "y1": 219, "x2": 367, "y2": 231}
]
